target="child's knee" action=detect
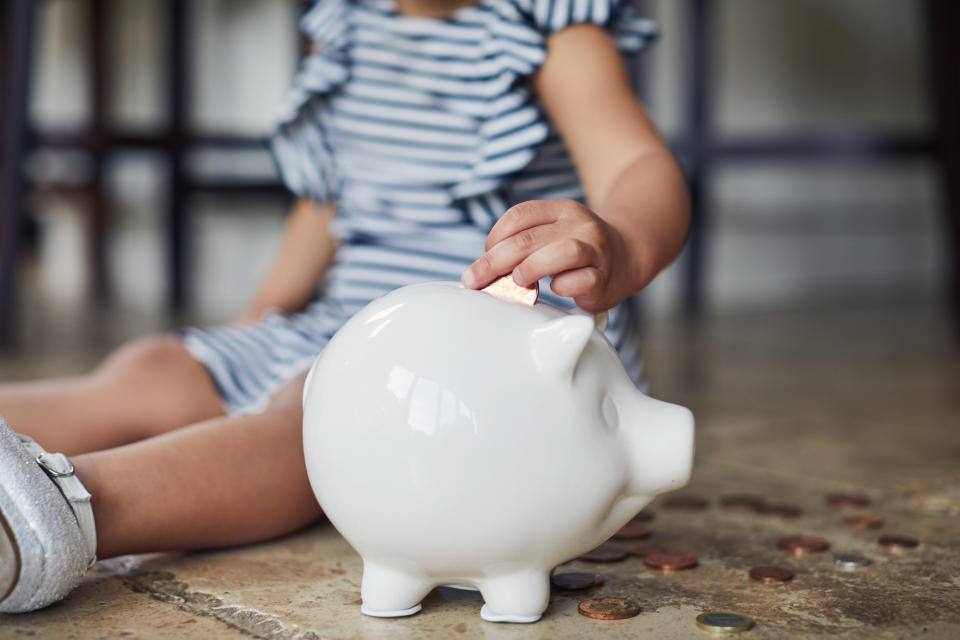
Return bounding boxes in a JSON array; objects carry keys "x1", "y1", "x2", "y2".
[{"x1": 99, "y1": 336, "x2": 196, "y2": 381}]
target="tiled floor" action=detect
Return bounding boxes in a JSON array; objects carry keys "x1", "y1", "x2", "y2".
[{"x1": 1, "y1": 302, "x2": 958, "y2": 639}]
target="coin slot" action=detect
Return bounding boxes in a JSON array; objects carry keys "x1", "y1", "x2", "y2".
[{"x1": 602, "y1": 395, "x2": 619, "y2": 429}]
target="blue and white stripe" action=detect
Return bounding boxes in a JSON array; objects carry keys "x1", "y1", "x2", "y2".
[{"x1": 183, "y1": 0, "x2": 656, "y2": 414}]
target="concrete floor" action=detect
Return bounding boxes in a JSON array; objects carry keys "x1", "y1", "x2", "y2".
[{"x1": 1, "y1": 302, "x2": 958, "y2": 639}]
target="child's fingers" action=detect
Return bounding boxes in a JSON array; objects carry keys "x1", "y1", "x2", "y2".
[
  {"x1": 549, "y1": 267, "x2": 605, "y2": 303},
  {"x1": 484, "y1": 201, "x2": 560, "y2": 251},
  {"x1": 462, "y1": 225, "x2": 554, "y2": 288},
  {"x1": 513, "y1": 238, "x2": 599, "y2": 288}
]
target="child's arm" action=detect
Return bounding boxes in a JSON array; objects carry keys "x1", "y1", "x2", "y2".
[
  {"x1": 461, "y1": 25, "x2": 689, "y2": 313},
  {"x1": 239, "y1": 198, "x2": 338, "y2": 322}
]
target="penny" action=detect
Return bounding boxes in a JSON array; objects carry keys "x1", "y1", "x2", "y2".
[
  {"x1": 756, "y1": 503, "x2": 803, "y2": 519},
  {"x1": 481, "y1": 274, "x2": 538, "y2": 305},
  {"x1": 878, "y1": 535, "x2": 919, "y2": 551},
  {"x1": 845, "y1": 513, "x2": 885, "y2": 530},
  {"x1": 748, "y1": 566, "x2": 794, "y2": 584},
  {"x1": 579, "y1": 542, "x2": 629, "y2": 563},
  {"x1": 777, "y1": 535, "x2": 829, "y2": 556},
  {"x1": 827, "y1": 493, "x2": 871, "y2": 510},
  {"x1": 644, "y1": 552, "x2": 698, "y2": 572},
  {"x1": 550, "y1": 572, "x2": 604, "y2": 591},
  {"x1": 624, "y1": 541, "x2": 664, "y2": 558},
  {"x1": 612, "y1": 522, "x2": 651, "y2": 540},
  {"x1": 578, "y1": 597, "x2": 641, "y2": 620},
  {"x1": 720, "y1": 494, "x2": 765, "y2": 512},
  {"x1": 696, "y1": 611, "x2": 755, "y2": 633},
  {"x1": 834, "y1": 554, "x2": 872, "y2": 569},
  {"x1": 663, "y1": 494, "x2": 709, "y2": 510}
]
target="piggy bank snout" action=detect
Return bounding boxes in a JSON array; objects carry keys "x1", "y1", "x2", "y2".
[{"x1": 622, "y1": 397, "x2": 694, "y2": 496}]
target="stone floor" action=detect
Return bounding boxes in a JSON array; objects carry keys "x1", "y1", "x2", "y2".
[{"x1": 1, "y1": 302, "x2": 958, "y2": 639}]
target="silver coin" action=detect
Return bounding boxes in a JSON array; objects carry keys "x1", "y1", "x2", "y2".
[{"x1": 834, "y1": 554, "x2": 872, "y2": 569}]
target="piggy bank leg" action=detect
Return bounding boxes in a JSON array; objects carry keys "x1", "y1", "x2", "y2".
[
  {"x1": 477, "y1": 569, "x2": 549, "y2": 623},
  {"x1": 360, "y1": 561, "x2": 432, "y2": 618}
]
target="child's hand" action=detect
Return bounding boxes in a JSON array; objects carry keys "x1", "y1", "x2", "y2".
[{"x1": 461, "y1": 200, "x2": 642, "y2": 313}]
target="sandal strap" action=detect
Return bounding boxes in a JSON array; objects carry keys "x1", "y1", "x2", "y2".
[{"x1": 18, "y1": 436, "x2": 97, "y2": 568}]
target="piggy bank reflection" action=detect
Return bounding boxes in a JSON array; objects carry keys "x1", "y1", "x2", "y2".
[{"x1": 302, "y1": 282, "x2": 694, "y2": 623}]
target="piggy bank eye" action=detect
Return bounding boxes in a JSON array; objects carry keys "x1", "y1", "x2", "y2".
[{"x1": 601, "y1": 395, "x2": 619, "y2": 429}]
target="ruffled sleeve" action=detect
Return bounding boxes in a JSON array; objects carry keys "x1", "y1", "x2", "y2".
[
  {"x1": 517, "y1": 0, "x2": 658, "y2": 53},
  {"x1": 269, "y1": 0, "x2": 352, "y2": 204}
]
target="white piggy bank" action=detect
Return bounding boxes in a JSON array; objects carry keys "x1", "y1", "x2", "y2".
[{"x1": 302, "y1": 282, "x2": 694, "y2": 623}]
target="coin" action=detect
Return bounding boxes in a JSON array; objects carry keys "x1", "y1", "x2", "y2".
[
  {"x1": 578, "y1": 597, "x2": 641, "y2": 620},
  {"x1": 845, "y1": 513, "x2": 884, "y2": 530},
  {"x1": 663, "y1": 494, "x2": 709, "y2": 510},
  {"x1": 550, "y1": 572, "x2": 604, "y2": 591},
  {"x1": 719, "y1": 494, "x2": 765, "y2": 512},
  {"x1": 756, "y1": 503, "x2": 802, "y2": 519},
  {"x1": 748, "y1": 566, "x2": 794, "y2": 584},
  {"x1": 878, "y1": 535, "x2": 919, "y2": 551},
  {"x1": 579, "y1": 542, "x2": 629, "y2": 563},
  {"x1": 644, "y1": 552, "x2": 698, "y2": 572},
  {"x1": 612, "y1": 522, "x2": 651, "y2": 540},
  {"x1": 834, "y1": 554, "x2": 872, "y2": 569},
  {"x1": 777, "y1": 535, "x2": 829, "y2": 556},
  {"x1": 826, "y1": 493, "x2": 871, "y2": 509},
  {"x1": 695, "y1": 611, "x2": 755, "y2": 633},
  {"x1": 624, "y1": 541, "x2": 663, "y2": 558},
  {"x1": 481, "y1": 274, "x2": 538, "y2": 305}
]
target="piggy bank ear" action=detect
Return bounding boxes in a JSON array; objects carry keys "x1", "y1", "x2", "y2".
[{"x1": 530, "y1": 314, "x2": 595, "y2": 379}]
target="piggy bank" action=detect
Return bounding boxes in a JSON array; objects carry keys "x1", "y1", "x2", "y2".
[{"x1": 302, "y1": 282, "x2": 694, "y2": 623}]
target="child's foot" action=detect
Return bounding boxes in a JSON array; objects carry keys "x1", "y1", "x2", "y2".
[{"x1": 0, "y1": 418, "x2": 96, "y2": 613}]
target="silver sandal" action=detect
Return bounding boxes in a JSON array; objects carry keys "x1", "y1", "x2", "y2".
[{"x1": 0, "y1": 418, "x2": 96, "y2": 613}]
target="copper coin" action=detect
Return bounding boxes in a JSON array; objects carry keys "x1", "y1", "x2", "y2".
[
  {"x1": 481, "y1": 274, "x2": 538, "y2": 305},
  {"x1": 720, "y1": 494, "x2": 765, "y2": 512},
  {"x1": 644, "y1": 552, "x2": 698, "y2": 572},
  {"x1": 550, "y1": 572, "x2": 604, "y2": 591},
  {"x1": 845, "y1": 513, "x2": 885, "y2": 530},
  {"x1": 756, "y1": 503, "x2": 803, "y2": 519},
  {"x1": 612, "y1": 522, "x2": 651, "y2": 540},
  {"x1": 827, "y1": 493, "x2": 871, "y2": 509},
  {"x1": 878, "y1": 535, "x2": 919, "y2": 551},
  {"x1": 663, "y1": 494, "x2": 709, "y2": 510},
  {"x1": 749, "y1": 566, "x2": 794, "y2": 584},
  {"x1": 624, "y1": 541, "x2": 664, "y2": 558},
  {"x1": 579, "y1": 542, "x2": 629, "y2": 563},
  {"x1": 777, "y1": 535, "x2": 829, "y2": 556},
  {"x1": 578, "y1": 597, "x2": 641, "y2": 620}
]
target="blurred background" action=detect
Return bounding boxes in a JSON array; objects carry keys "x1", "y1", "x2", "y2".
[{"x1": 0, "y1": 0, "x2": 957, "y2": 366}]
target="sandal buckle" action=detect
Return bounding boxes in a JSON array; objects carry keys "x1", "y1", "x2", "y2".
[{"x1": 36, "y1": 452, "x2": 75, "y2": 478}]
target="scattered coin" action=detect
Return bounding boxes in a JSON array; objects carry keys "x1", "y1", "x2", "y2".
[
  {"x1": 756, "y1": 503, "x2": 803, "y2": 519},
  {"x1": 720, "y1": 494, "x2": 765, "y2": 512},
  {"x1": 624, "y1": 541, "x2": 664, "y2": 558},
  {"x1": 578, "y1": 597, "x2": 641, "y2": 620},
  {"x1": 579, "y1": 542, "x2": 629, "y2": 563},
  {"x1": 748, "y1": 566, "x2": 794, "y2": 584},
  {"x1": 845, "y1": 514, "x2": 884, "y2": 530},
  {"x1": 826, "y1": 493, "x2": 871, "y2": 510},
  {"x1": 834, "y1": 554, "x2": 872, "y2": 569},
  {"x1": 878, "y1": 535, "x2": 919, "y2": 551},
  {"x1": 551, "y1": 572, "x2": 604, "y2": 591},
  {"x1": 696, "y1": 611, "x2": 755, "y2": 633},
  {"x1": 663, "y1": 495, "x2": 709, "y2": 510},
  {"x1": 612, "y1": 522, "x2": 651, "y2": 540},
  {"x1": 644, "y1": 552, "x2": 698, "y2": 572},
  {"x1": 481, "y1": 274, "x2": 538, "y2": 305},
  {"x1": 777, "y1": 535, "x2": 829, "y2": 556}
]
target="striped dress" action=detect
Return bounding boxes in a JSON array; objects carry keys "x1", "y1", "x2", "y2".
[{"x1": 183, "y1": 0, "x2": 658, "y2": 415}]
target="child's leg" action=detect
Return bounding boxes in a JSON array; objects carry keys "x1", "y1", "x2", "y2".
[
  {"x1": 71, "y1": 373, "x2": 320, "y2": 557},
  {"x1": 0, "y1": 336, "x2": 225, "y2": 456}
]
